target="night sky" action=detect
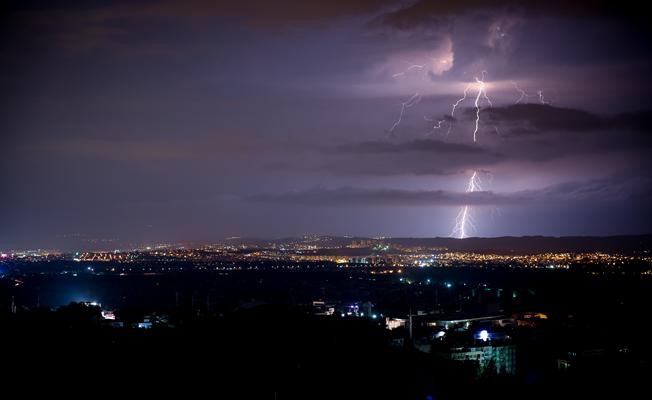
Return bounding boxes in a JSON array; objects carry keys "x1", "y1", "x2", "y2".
[{"x1": 2, "y1": 1, "x2": 651, "y2": 250}]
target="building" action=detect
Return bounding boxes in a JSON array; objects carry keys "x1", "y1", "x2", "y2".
[{"x1": 446, "y1": 344, "x2": 517, "y2": 376}]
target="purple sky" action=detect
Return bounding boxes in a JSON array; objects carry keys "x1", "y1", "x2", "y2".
[{"x1": 1, "y1": 1, "x2": 651, "y2": 249}]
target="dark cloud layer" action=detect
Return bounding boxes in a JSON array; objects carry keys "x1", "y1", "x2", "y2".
[
  {"x1": 249, "y1": 188, "x2": 516, "y2": 207},
  {"x1": 336, "y1": 139, "x2": 487, "y2": 154},
  {"x1": 321, "y1": 104, "x2": 652, "y2": 177},
  {"x1": 482, "y1": 104, "x2": 652, "y2": 134},
  {"x1": 1, "y1": 0, "x2": 651, "y2": 248},
  {"x1": 248, "y1": 177, "x2": 652, "y2": 207},
  {"x1": 374, "y1": 0, "x2": 644, "y2": 29},
  {"x1": 1, "y1": 0, "x2": 394, "y2": 55}
]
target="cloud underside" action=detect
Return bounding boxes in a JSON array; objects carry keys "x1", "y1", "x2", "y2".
[
  {"x1": 481, "y1": 104, "x2": 652, "y2": 134},
  {"x1": 325, "y1": 104, "x2": 652, "y2": 176},
  {"x1": 248, "y1": 177, "x2": 650, "y2": 207},
  {"x1": 374, "y1": 0, "x2": 638, "y2": 29}
]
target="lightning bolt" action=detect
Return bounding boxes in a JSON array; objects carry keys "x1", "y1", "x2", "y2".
[
  {"x1": 428, "y1": 72, "x2": 492, "y2": 140},
  {"x1": 450, "y1": 84, "x2": 472, "y2": 118},
  {"x1": 387, "y1": 68, "x2": 497, "y2": 238},
  {"x1": 511, "y1": 81, "x2": 550, "y2": 105},
  {"x1": 430, "y1": 82, "x2": 472, "y2": 137},
  {"x1": 392, "y1": 61, "x2": 425, "y2": 78},
  {"x1": 511, "y1": 81, "x2": 532, "y2": 104},
  {"x1": 424, "y1": 115, "x2": 447, "y2": 134},
  {"x1": 537, "y1": 90, "x2": 549, "y2": 105},
  {"x1": 451, "y1": 171, "x2": 481, "y2": 239},
  {"x1": 387, "y1": 93, "x2": 421, "y2": 137},
  {"x1": 448, "y1": 72, "x2": 493, "y2": 238},
  {"x1": 472, "y1": 72, "x2": 492, "y2": 143}
]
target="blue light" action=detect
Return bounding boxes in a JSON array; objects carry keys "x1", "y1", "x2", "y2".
[
  {"x1": 446, "y1": 282, "x2": 452, "y2": 288},
  {"x1": 479, "y1": 330, "x2": 489, "y2": 341}
]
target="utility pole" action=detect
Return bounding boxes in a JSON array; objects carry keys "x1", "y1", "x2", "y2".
[{"x1": 458, "y1": 293, "x2": 463, "y2": 312}]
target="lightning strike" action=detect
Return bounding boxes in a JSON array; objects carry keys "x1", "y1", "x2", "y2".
[
  {"x1": 425, "y1": 82, "x2": 471, "y2": 138},
  {"x1": 392, "y1": 61, "x2": 425, "y2": 78},
  {"x1": 389, "y1": 69, "x2": 495, "y2": 237},
  {"x1": 424, "y1": 115, "x2": 447, "y2": 134},
  {"x1": 511, "y1": 81, "x2": 550, "y2": 105},
  {"x1": 537, "y1": 90, "x2": 549, "y2": 105},
  {"x1": 451, "y1": 171, "x2": 481, "y2": 239},
  {"x1": 472, "y1": 73, "x2": 492, "y2": 143},
  {"x1": 447, "y1": 72, "x2": 493, "y2": 237},
  {"x1": 436, "y1": 72, "x2": 493, "y2": 141},
  {"x1": 511, "y1": 81, "x2": 532, "y2": 104},
  {"x1": 432, "y1": 119, "x2": 446, "y2": 130},
  {"x1": 387, "y1": 93, "x2": 421, "y2": 137},
  {"x1": 450, "y1": 84, "x2": 472, "y2": 119}
]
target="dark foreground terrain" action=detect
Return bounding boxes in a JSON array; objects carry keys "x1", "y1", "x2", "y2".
[{"x1": 2, "y1": 262, "x2": 650, "y2": 398}]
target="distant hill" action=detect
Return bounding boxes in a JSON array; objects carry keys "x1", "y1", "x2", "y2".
[
  {"x1": 383, "y1": 235, "x2": 652, "y2": 254},
  {"x1": 225, "y1": 235, "x2": 652, "y2": 254}
]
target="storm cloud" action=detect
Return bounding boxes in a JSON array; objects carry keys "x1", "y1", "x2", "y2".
[
  {"x1": 1, "y1": 0, "x2": 651, "y2": 248},
  {"x1": 248, "y1": 176, "x2": 651, "y2": 208},
  {"x1": 482, "y1": 104, "x2": 652, "y2": 135}
]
